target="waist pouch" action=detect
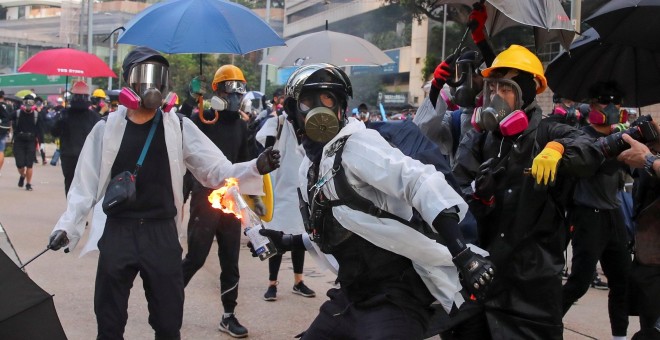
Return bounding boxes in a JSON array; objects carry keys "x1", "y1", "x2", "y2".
[{"x1": 102, "y1": 171, "x2": 136, "y2": 215}]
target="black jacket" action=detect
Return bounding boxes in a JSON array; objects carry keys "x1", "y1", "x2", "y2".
[
  {"x1": 453, "y1": 106, "x2": 604, "y2": 340},
  {"x1": 51, "y1": 107, "x2": 100, "y2": 157}
]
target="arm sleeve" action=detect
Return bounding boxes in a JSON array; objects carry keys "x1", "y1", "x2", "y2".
[{"x1": 543, "y1": 121, "x2": 605, "y2": 178}]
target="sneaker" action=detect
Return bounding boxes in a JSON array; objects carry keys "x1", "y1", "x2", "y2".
[
  {"x1": 263, "y1": 284, "x2": 277, "y2": 301},
  {"x1": 25, "y1": 184, "x2": 33, "y2": 191},
  {"x1": 292, "y1": 281, "x2": 316, "y2": 297},
  {"x1": 591, "y1": 276, "x2": 609, "y2": 290},
  {"x1": 219, "y1": 314, "x2": 248, "y2": 338},
  {"x1": 18, "y1": 176, "x2": 24, "y2": 187}
]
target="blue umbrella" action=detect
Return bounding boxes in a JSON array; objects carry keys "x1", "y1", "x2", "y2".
[{"x1": 117, "y1": 0, "x2": 285, "y2": 54}]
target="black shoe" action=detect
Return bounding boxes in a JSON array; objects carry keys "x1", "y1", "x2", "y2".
[
  {"x1": 25, "y1": 184, "x2": 33, "y2": 191},
  {"x1": 263, "y1": 284, "x2": 277, "y2": 301},
  {"x1": 292, "y1": 281, "x2": 316, "y2": 297},
  {"x1": 591, "y1": 276, "x2": 609, "y2": 290},
  {"x1": 18, "y1": 176, "x2": 24, "y2": 187},
  {"x1": 219, "y1": 314, "x2": 248, "y2": 338}
]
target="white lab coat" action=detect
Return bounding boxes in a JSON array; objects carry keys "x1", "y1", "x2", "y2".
[
  {"x1": 255, "y1": 114, "x2": 306, "y2": 234},
  {"x1": 299, "y1": 119, "x2": 481, "y2": 312},
  {"x1": 52, "y1": 106, "x2": 264, "y2": 256}
]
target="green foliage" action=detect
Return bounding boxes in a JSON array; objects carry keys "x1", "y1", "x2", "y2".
[{"x1": 423, "y1": 22, "x2": 469, "y2": 82}]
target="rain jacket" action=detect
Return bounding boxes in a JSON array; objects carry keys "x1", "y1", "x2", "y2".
[
  {"x1": 298, "y1": 118, "x2": 485, "y2": 313},
  {"x1": 453, "y1": 106, "x2": 603, "y2": 339},
  {"x1": 52, "y1": 106, "x2": 264, "y2": 256}
]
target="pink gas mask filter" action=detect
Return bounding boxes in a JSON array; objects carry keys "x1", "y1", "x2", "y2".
[{"x1": 119, "y1": 87, "x2": 141, "y2": 110}]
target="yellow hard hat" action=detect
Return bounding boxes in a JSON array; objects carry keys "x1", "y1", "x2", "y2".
[
  {"x1": 212, "y1": 65, "x2": 246, "y2": 91},
  {"x1": 92, "y1": 88, "x2": 107, "y2": 98},
  {"x1": 481, "y1": 45, "x2": 547, "y2": 94}
]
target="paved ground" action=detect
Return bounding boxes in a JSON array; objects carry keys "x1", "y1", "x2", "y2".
[{"x1": 0, "y1": 150, "x2": 641, "y2": 339}]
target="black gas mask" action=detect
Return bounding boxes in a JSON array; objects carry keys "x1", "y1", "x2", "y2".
[{"x1": 291, "y1": 89, "x2": 344, "y2": 143}]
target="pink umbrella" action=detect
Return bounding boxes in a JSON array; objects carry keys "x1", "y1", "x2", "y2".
[{"x1": 18, "y1": 48, "x2": 116, "y2": 78}]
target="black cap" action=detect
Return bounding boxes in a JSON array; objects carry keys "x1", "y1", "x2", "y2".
[
  {"x1": 273, "y1": 88, "x2": 284, "y2": 97},
  {"x1": 23, "y1": 94, "x2": 35, "y2": 101},
  {"x1": 0, "y1": 90, "x2": 4, "y2": 97},
  {"x1": 122, "y1": 46, "x2": 169, "y2": 82}
]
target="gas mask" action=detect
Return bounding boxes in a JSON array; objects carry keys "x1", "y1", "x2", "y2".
[
  {"x1": 448, "y1": 57, "x2": 481, "y2": 108},
  {"x1": 210, "y1": 80, "x2": 246, "y2": 112},
  {"x1": 472, "y1": 77, "x2": 528, "y2": 136},
  {"x1": 588, "y1": 103, "x2": 623, "y2": 126},
  {"x1": 554, "y1": 104, "x2": 581, "y2": 127},
  {"x1": 162, "y1": 92, "x2": 178, "y2": 113},
  {"x1": 296, "y1": 90, "x2": 342, "y2": 143},
  {"x1": 22, "y1": 99, "x2": 36, "y2": 112},
  {"x1": 120, "y1": 62, "x2": 169, "y2": 110}
]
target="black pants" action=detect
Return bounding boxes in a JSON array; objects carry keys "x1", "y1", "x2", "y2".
[
  {"x1": 562, "y1": 206, "x2": 631, "y2": 336},
  {"x1": 181, "y1": 191, "x2": 241, "y2": 314},
  {"x1": 268, "y1": 248, "x2": 305, "y2": 281},
  {"x1": 60, "y1": 155, "x2": 78, "y2": 196},
  {"x1": 301, "y1": 288, "x2": 427, "y2": 340},
  {"x1": 95, "y1": 217, "x2": 183, "y2": 340}
]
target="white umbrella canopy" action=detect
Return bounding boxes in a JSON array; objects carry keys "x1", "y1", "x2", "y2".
[{"x1": 260, "y1": 30, "x2": 394, "y2": 68}]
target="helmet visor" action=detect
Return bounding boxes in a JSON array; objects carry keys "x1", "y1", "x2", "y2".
[
  {"x1": 127, "y1": 62, "x2": 169, "y2": 93},
  {"x1": 221, "y1": 80, "x2": 247, "y2": 94}
]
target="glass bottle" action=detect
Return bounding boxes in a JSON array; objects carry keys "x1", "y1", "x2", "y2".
[{"x1": 223, "y1": 186, "x2": 278, "y2": 261}]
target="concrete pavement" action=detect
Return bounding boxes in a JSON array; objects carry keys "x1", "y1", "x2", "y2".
[{"x1": 0, "y1": 152, "x2": 640, "y2": 339}]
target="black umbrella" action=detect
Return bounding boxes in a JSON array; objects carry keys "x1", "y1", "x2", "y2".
[
  {"x1": 0, "y1": 249, "x2": 67, "y2": 340},
  {"x1": 584, "y1": 0, "x2": 660, "y2": 51},
  {"x1": 545, "y1": 28, "x2": 660, "y2": 108}
]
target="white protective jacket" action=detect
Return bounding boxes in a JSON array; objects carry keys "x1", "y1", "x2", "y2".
[
  {"x1": 299, "y1": 118, "x2": 483, "y2": 312},
  {"x1": 52, "y1": 106, "x2": 264, "y2": 256}
]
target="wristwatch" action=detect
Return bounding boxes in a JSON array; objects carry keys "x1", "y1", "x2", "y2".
[{"x1": 644, "y1": 153, "x2": 659, "y2": 177}]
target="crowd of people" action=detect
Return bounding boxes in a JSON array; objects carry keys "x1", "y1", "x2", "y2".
[{"x1": 0, "y1": 4, "x2": 653, "y2": 340}]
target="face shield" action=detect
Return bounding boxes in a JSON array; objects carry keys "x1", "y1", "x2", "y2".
[
  {"x1": 126, "y1": 62, "x2": 169, "y2": 109},
  {"x1": 477, "y1": 76, "x2": 526, "y2": 133}
]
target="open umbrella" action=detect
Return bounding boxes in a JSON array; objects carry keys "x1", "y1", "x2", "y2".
[
  {"x1": 436, "y1": 0, "x2": 575, "y2": 50},
  {"x1": 18, "y1": 48, "x2": 116, "y2": 78},
  {"x1": 15, "y1": 90, "x2": 35, "y2": 99},
  {"x1": 0, "y1": 249, "x2": 67, "y2": 340},
  {"x1": 545, "y1": 28, "x2": 660, "y2": 108},
  {"x1": 244, "y1": 91, "x2": 264, "y2": 102},
  {"x1": 584, "y1": 0, "x2": 660, "y2": 51},
  {"x1": 260, "y1": 29, "x2": 394, "y2": 68},
  {"x1": 116, "y1": 0, "x2": 285, "y2": 54}
]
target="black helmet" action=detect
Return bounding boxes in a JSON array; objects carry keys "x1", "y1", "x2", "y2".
[
  {"x1": 284, "y1": 63, "x2": 352, "y2": 107},
  {"x1": 284, "y1": 63, "x2": 353, "y2": 140}
]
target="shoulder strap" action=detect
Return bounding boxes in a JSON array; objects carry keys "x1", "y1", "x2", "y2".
[
  {"x1": 328, "y1": 134, "x2": 413, "y2": 226},
  {"x1": 134, "y1": 109, "x2": 161, "y2": 175}
]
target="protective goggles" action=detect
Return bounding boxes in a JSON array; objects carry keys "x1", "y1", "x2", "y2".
[
  {"x1": 23, "y1": 99, "x2": 35, "y2": 106},
  {"x1": 219, "y1": 80, "x2": 247, "y2": 94},
  {"x1": 596, "y1": 94, "x2": 622, "y2": 105},
  {"x1": 483, "y1": 78, "x2": 523, "y2": 111},
  {"x1": 298, "y1": 90, "x2": 338, "y2": 113},
  {"x1": 126, "y1": 62, "x2": 169, "y2": 93}
]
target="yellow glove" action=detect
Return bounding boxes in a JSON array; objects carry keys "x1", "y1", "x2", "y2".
[{"x1": 531, "y1": 141, "x2": 564, "y2": 186}]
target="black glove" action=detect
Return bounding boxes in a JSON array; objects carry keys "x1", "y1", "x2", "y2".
[
  {"x1": 474, "y1": 158, "x2": 505, "y2": 201},
  {"x1": 256, "y1": 146, "x2": 281, "y2": 175},
  {"x1": 432, "y1": 53, "x2": 457, "y2": 90},
  {"x1": 48, "y1": 230, "x2": 69, "y2": 251},
  {"x1": 452, "y1": 247, "x2": 495, "y2": 301}
]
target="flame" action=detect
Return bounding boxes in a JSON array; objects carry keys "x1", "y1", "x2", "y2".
[{"x1": 208, "y1": 178, "x2": 242, "y2": 219}]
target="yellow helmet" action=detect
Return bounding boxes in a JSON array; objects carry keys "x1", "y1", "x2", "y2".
[
  {"x1": 481, "y1": 45, "x2": 547, "y2": 94},
  {"x1": 212, "y1": 65, "x2": 246, "y2": 91},
  {"x1": 92, "y1": 88, "x2": 106, "y2": 98}
]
